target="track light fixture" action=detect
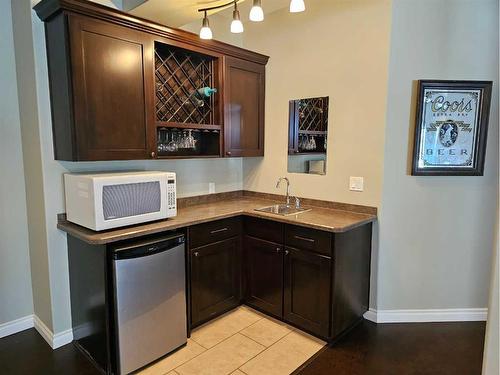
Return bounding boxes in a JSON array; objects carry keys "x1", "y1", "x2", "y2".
[
  {"x1": 198, "y1": 0, "x2": 306, "y2": 39},
  {"x1": 199, "y1": 11, "x2": 212, "y2": 40},
  {"x1": 230, "y1": 1, "x2": 244, "y2": 33},
  {"x1": 250, "y1": 0, "x2": 264, "y2": 22},
  {"x1": 289, "y1": 0, "x2": 305, "y2": 13}
]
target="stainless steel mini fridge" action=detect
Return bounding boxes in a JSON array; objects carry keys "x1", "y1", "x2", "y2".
[{"x1": 112, "y1": 233, "x2": 187, "y2": 374}]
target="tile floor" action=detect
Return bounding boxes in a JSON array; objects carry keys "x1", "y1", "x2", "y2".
[{"x1": 139, "y1": 306, "x2": 326, "y2": 375}]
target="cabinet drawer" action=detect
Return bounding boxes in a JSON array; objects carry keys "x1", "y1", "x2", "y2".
[
  {"x1": 189, "y1": 217, "x2": 242, "y2": 249},
  {"x1": 244, "y1": 216, "x2": 284, "y2": 244},
  {"x1": 285, "y1": 225, "x2": 332, "y2": 256}
]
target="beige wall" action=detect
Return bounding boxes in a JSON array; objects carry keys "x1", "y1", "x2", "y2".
[
  {"x1": 377, "y1": 0, "x2": 498, "y2": 310},
  {"x1": 242, "y1": 0, "x2": 392, "y2": 207},
  {"x1": 0, "y1": 0, "x2": 34, "y2": 326}
]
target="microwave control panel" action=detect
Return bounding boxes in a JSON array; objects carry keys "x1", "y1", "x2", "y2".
[{"x1": 167, "y1": 179, "x2": 176, "y2": 210}]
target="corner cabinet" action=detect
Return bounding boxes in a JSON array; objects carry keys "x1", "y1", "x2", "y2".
[{"x1": 34, "y1": 0, "x2": 268, "y2": 161}]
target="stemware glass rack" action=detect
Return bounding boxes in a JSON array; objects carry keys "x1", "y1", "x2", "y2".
[{"x1": 157, "y1": 127, "x2": 220, "y2": 157}]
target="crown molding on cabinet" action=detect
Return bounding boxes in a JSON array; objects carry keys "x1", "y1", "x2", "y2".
[{"x1": 33, "y1": 0, "x2": 269, "y2": 65}]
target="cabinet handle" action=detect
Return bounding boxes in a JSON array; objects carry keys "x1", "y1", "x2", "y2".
[
  {"x1": 285, "y1": 250, "x2": 289, "y2": 255},
  {"x1": 210, "y1": 227, "x2": 229, "y2": 234},
  {"x1": 276, "y1": 247, "x2": 281, "y2": 253},
  {"x1": 294, "y1": 235, "x2": 315, "y2": 243},
  {"x1": 193, "y1": 252, "x2": 199, "y2": 257},
  {"x1": 226, "y1": 151, "x2": 232, "y2": 156},
  {"x1": 150, "y1": 151, "x2": 156, "y2": 158}
]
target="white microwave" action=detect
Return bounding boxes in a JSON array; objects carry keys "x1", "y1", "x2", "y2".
[{"x1": 64, "y1": 171, "x2": 177, "y2": 231}]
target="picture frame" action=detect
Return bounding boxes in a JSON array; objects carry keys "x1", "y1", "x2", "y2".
[{"x1": 411, "y1": 80, "x2": 492, "y2": 176}]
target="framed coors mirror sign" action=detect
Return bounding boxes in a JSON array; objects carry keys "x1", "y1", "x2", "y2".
[{"x1": 412, "y1": 80, "x2": 492, "y2": 176}]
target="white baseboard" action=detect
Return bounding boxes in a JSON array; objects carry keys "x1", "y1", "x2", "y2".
[
  {"x1": 364, "y1": 308, "x2": 488, "y2": 323},
  {"x1": 33, "y1": 315, "x2": 73, "y2": 349},
  {"x1": 0, "y1": 315, "x2": 34, "y2": 338}
]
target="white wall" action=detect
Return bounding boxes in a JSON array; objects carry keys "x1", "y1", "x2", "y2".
[
  {"x1": 0, "y1": 0, "x2": 34, "y2": 326},
  {"x1": 377, "y1": 0, "x2": 499, "y2": 310}
]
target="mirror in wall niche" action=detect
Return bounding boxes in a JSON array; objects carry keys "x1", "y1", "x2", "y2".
[{"x1": 288, "y1": 96, "x2": 329, "y2": 175}]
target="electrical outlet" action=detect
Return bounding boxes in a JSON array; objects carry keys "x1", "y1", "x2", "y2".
[
  {"x1": 349, "y1": 177, "x2": 364, "y2": 192},
  {"x1": 208, "y1": 182, "x2": 215, "y2": 194}
]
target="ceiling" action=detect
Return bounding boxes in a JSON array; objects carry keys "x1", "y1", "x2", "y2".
[{"x1": 128, "y1": 0, "x2": 291, "y2": 28}]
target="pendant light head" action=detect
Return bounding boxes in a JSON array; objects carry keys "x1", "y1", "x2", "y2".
[
  {"x1": 249, "y1": 0, "x2": 264, "y2": 22},
  {"x1": 289, "y1": 0, "x2": 305, "y2": 13},
  {"x1": 230, "y1": 1, "x2": 244, "y2": 33},
  {"x1": 200, "y1": 11, "x2": 213, "y2": 39}
]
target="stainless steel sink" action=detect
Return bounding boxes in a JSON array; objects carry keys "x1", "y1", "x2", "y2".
[{"x1": 255, "y1": 204, "x2": 311, "y2": 216}]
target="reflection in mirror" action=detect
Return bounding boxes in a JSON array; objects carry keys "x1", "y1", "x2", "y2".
[{"x1": 288, "y1": 96, "x2": 329, "y2": 175}]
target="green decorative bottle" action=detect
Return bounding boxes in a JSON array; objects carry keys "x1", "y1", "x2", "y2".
[{"x1": 197, "y1": 87, "x2": 217, "y2": 98}]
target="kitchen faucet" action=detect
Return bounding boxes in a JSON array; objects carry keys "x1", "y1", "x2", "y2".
[{"x1": 276, "y1": 177, "x2": 290, "y2": 206}]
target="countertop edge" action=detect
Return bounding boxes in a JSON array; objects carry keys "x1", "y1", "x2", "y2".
[{"x1": 57, "y1": 203, "x2": 376, "y2": 245}]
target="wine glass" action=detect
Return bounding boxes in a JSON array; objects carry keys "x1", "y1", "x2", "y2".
[{"x1": 166, "y1": 131, "x2": 178, "y2": 152}]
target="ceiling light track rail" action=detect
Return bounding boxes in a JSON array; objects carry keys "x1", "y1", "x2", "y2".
[{"x1": 197, "y1": 0, "x2": 241, "y2": 14}]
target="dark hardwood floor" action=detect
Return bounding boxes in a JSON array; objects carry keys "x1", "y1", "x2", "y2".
[
  {"x1": 296, "y1": 320, "x2": 486, "y2": 375},
  {"x1": 0, "y1": 320, "x2": 485, "y2": 375},
  {"x1": 0, "y1": 328, "x2": 97, "y2": 375}
]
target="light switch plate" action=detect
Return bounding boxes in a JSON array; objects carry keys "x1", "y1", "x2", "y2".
[
  {"x1": 209, "y1": 182, "x2": 216, "y2": 194},
  {"x1": 349, "y1": 177, "x2": 364, "y2": 192}
]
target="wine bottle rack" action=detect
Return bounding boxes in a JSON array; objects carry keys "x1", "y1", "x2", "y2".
[
  {"x1": 154, "y1": 42, "x2": 218, "y2": 126},
  {"x1": 298, "y1": 97, "x2": 329, "y2": 133}
]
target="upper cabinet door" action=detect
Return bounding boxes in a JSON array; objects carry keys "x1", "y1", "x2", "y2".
[
  {"x1": 223, "y1": 57, "x2": 265, "y2": 157},
  {"x1": 68, "y1": 15, "x2": 154, "y2": 160}
]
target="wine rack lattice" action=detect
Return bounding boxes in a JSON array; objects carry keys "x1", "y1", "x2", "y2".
[
  {"x1": 298, "y1": 97, "x2": 329, "y2": 132},
  {"x1": 155, "y1": 43, "x2": 216, "y2": 124}
]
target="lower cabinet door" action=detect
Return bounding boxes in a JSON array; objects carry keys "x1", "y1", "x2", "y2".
[
  {"x1": 284, "y1": 247, "x2": 331, "y2": 338},
  {"x1": 244, "y1": 236, "x2": 283, "y2": 317},
  {"x1": 190, "y1": 237, "x2": 241, "y2": 327}
]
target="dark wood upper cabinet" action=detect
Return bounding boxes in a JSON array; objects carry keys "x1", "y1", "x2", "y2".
[
  {"x1": 244, "y1": 235, "x2": 283, "y2": 318},
  {"x1": 190, "y1": 237, "x2": 241, "y2": 327},
  {"x1": 223, "y1": 57, "x2": 265, "y2": 157},
  {"x1": 34, "y1": 0, "x2": 268, "y2": 161},
  {"x1": 68, "y1": 15, "x2": 154, "y2": 160},
  {"x1": 284, "y1": 247, "x2": 331, "y2": 338}
]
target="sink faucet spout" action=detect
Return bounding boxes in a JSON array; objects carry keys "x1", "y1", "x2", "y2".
[{"x1": 276, "y1": 177, "x2": 290, "y2": 206}]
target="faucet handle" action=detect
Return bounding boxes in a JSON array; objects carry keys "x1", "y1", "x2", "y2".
[{"x1": 292, "y1": 196, "x2": 301, "y2": 209}]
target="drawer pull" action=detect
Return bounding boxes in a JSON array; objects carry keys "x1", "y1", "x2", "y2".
[
  {"x1": 194, "y1": 252, "x2": 199, "y2": 257},
  {"x1": 285, "y1": 250, "x2": 289, "y2": 255},
  {"x1": 294, "y1": 235, "x2": 315, "y2": 243},
  {"x1": 210, "y1": 227, "x2": 229, "y2": 234},
  {"x1": 276, "y1": 247, "x2": 281, "y2": 253}
]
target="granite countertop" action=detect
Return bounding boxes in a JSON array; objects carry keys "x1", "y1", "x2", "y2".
[{"x1": 57, "y1": 196, "x2": 377, "y2": 245}]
